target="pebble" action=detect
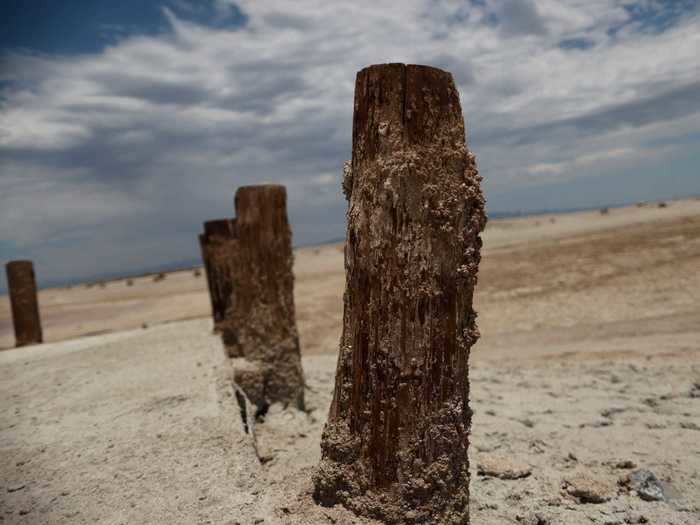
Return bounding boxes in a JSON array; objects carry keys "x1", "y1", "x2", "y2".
[
  {"x1": 580, "y1": 419, "x2": 612, "y2": 428},
  {"x1": 627, "y1": 469, "x2": 666, "y2": 502},
  {"x1": 563, "y1": 473, "x2": 611, "y2": 503},
  {"x1": 601, "y1": 407, "x2": 626, "y2": 418},
  {"x1": 477, "y1": 455, "x2": 532, "y2": 480},
  {"x1": 516, "y1": 511, "x2": 549, "y2": 524},
  {"x1": 689, "y1": 382, "x2": 700, "y2": 398},
  {"x1": 645, "y1": 422, "x2": 666, "y2": 429}
]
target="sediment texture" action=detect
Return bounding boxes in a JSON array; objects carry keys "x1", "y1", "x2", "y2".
[
  {"x1": 6, "y1": 260, "x2": 43, "y2": 347},
  {"x1": 199, "y1": 219, "x2": 237, "y2": 333},
  {"x1": 221, "y1": 185, "x2": 305, "y2": 410},
  {"x1": 313, "y1": 63, "x2": 486, "y2": 524}
]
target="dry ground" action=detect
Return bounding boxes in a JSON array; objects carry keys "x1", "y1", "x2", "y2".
[{"x1": 1, "y1": 199, "x2": 699, "y2": 524}]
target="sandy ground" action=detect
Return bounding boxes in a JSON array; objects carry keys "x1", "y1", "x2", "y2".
[{"x1": 1, "y1": 198, "x2": 699, "y2": 523}]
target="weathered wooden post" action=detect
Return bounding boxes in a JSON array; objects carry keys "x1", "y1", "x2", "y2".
[
  {"x1": 313, "y1": 64, "x2": 486, "y2": 524},
  {"x1": 199, "y1": 218, "x2": 237, "y2": 333},
  {"x1": 5, "y1": 260, "x2": 43, "y2": 347},
  {"x1": 221, "y1": 185, "x2": 305, "y2": 410}
]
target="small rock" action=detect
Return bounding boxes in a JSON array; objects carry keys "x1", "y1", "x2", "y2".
[
  {"x1": 7, "y1": 483, "x2": 25, "y2": 493},
  {"x1": 642, "y1": 397, "x2": 658, "y2": 407},
  {"x1": 529, "y1": 440, "x2": 546, "y2": 454},
  {"x1": 601, "y1": 407, "x2": 626, "y2": 418},
  {"x1": 477, "y1": 455, "x2": 532, "y2": 480},
  {"x1": 517, "y1": 512, "x2": 549, "y2": 525},
  {"x1": 614, "y1": 459, "x2": 637, "y2": 469},
  {"x1": 475, "y1": 443, "x2": 500, "y2": 453},
  {"x1": 580, "y1": 419, "x2": 611, "y2": 428},
  {"x1": 689, "y1": 382, "x2": 700, "y2": 398},
  {"x1": 563, "y1": 472, "x2": 611, "y2": 503},
  {"x1": 680, "y1": 421, "x2": 700, "y2": 431},
  {"x1": 645, "y1": 422, "x2": 666, "y2": 430},
  {"x1": 626, "y1": 469, "x2": 666, "y2": 502}
]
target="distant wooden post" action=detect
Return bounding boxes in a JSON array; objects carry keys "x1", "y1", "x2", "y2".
[
  {"x1": 221, "y1": 185, "x2": 305, "y2": 410},
  {"x1": 199, "y1": 218, "x2": 236, "y2": 333},
  {"x1": 313, "y1": 64, "x2": 486, "y2": 524},
  {"x1": 6, "y1": 260, "x2": 43, "y2": 347}
]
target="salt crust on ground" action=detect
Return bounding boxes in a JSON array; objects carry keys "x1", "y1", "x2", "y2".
[
  {"x1": 1, "y1": 319, "x2": 698, "y2": 524},
  {"x1": 1, "y1": 200, "x2": 700, "y2": 523}
]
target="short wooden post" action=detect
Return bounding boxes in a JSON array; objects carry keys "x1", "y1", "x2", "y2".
[
  {"x1": 199, "y1": 218, "x2": 237, "y2": 333},
  {"x1": 222, "y1": 185, "x2": 305, "y2": 410},
  {"x1": 6, "y1": 260, "x2": 43, "y2": 347},
  {"x1": 313, "y1": 64, "x2": 486, "y2": 524}
]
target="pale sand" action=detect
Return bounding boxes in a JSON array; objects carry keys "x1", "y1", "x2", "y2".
[{"x1": 1, "y1": 198, "x2": 699, "y2": 523}]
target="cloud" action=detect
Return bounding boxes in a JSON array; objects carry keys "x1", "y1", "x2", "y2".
[
  {"x1": 0, "y1": 0, "x2": 699, "y2": 286},
  {"x1": 482, "y1": 81, "x2": 700, "y2": 146},
  {"x1": 494, "y1": 0, "x2": 549, "y2": 36}
]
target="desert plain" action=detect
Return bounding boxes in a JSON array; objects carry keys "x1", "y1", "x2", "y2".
[{"x1": 1, "y1": 199, "x2": 699, "y2": 524}]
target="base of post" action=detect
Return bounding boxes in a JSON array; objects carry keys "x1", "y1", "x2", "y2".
[{"x1": 313, "y1": 418, "x2": 470, "y2": 525}]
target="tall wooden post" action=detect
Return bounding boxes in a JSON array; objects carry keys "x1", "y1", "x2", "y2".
[
  {"x1": 199, "y1": 218, "x2": 237, "y2": 333},
  {"x1": 6, "y1": 260, "x2": 43, "y2": 347},
  {"x1": 221, "y1": 185, "x2": 305, "y2": 410},
  {"x1": 313, "y1": 64, "x2": 486, "y2": 524}
]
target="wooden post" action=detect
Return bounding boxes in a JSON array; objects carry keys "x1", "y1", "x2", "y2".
[
  {"x1": 221, "y1": 185, "x2": 305, "y2": 410},
  {"x1": 199, "y1": 218, "x2": 237, "y2": 333},
  {"x1": 5, "y1": 260, "x2": 43, "y2": 347},
  {"x1": 313, "y1": 64, "x2": 486, "y2": 524}
]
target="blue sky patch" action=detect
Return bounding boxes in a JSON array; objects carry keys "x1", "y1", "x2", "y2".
[
  {"x1": 608, "y1": 0, "x2": 698, "y2": 37},
  {"x1": 0, "y1": 0, "x2": 247, "y2": 55}
]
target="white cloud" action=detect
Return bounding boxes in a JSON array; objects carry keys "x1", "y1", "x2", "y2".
[{"x1": 1, "y1": 0, "x2": 699, "y2": 282}]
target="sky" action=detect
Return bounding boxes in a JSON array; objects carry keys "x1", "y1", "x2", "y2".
[{"x1": 1, "y1": 0, "x2": 699, "y2": 290}]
